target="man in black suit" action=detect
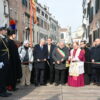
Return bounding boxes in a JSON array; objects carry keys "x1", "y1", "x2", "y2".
[
  {"x1": 34, "y1": 39, "x2": 48, "y2": 86},
  {"x1": 46, "y1": 38, "x2": 56, "y2": 84},
  {"x1": 91, "y1": 39, "x2": 100, "y2": 85},
  {"x1": 0, "y1": 27, "x2": 12, "y2": 97},
  {"x1": 80, "y1": 41, "x2": 92, "y2": 85}
]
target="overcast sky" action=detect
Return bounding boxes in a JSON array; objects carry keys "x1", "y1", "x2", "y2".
[{"x1": 38, "y1": 0, "x2": 83, "y2": 32}]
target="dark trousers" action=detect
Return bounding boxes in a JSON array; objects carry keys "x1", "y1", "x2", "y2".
[
  {"x1": 91, "y1": 68, "x2": 100, "y2": 84},
  {"x1": 47, "y1": 59, "x2": 55, "y2": 83},
  {"x1": 0, "y1": 68, "x2": 7, "y2": 93},
  {"x1": 55, "y1": 69, "x2": 66, "y2": 84},
  {"x1": 35, "y1": 68, "x2": 45, "y2": 85},
  {"x1": 7, "y1": 66, "x2": 17, "y2": 89},
  {"x1": 49, "y1": 65, "x2": 55, "y2": 83},
  {"x1": 84, "y1": 73, "x2": 90, "y2": 85},
  {"x1": 91, "y1": 67, "x2": 97, "y2": 83},
  {"x1": 95, "y1": 68, "x2": 100, "y2": 84},
  {"x1": 66, "y1": 68, "x2": 69, "y2": 82}
]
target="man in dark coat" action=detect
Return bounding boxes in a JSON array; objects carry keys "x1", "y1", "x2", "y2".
[
  {"x1": 90, "y1": 42, "x2": 96, "y2": 84},
  {"x1": 34, "y1": 39, "x2": 48, "y2": 86},
  {"x1": 0, "y1": 27, "x2": 12, "y2": 97},
  {"x1": 52, "y1": 41, "x2": 69, "y2": 86},
  {"x1": 91, "y1": 39, "x2": 100, "y2": 85},
  {"x1": 46, "y1": 38, "x2": 56, "y2": 84},
  {"x1": 7, "y1": 28, "x2": 22, "y2": 91},
  {"x1": 80, "y1": 41, "x2": 92, "y2": 85}
]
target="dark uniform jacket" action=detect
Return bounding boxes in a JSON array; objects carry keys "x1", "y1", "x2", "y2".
[
  {"x1": 7, "y1": 39, "x2": 22, "y2": 87},
  {"x1": 0, "y1": 35, "x2": 9, "y2": 67},
  {"x1": 0, "y1": 35, "x2": 9, "y2": 92}
]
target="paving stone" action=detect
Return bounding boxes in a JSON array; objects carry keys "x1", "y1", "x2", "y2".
[{"x1": 0, "y1": 85, "x2": 100, "y2": 100}]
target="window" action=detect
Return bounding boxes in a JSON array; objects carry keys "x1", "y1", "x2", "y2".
[
  {"x1": 41, "y1": 19, "x2": 44, "y2": 28},
  {"x1": 95, "y1": 0, "x2": 100, "y2": 13},
  {"x1": 44, "y1": 22, "x2": 49, "y2": 31},
  {"x1": 93, "y1": 30, "x2": 98, "y2": 41},
  {"x1": 4, "y1": 0, "x2": 9, "y2": 16},
  {"x1": 37, "y1": 17, "x2": 40, "y2": 26},
  {"x1": 47, "y1": 24, "x2": 50, "y2": 31},
  {"x1": 42, "y1": 11, "x2": 44, "y2": 16},
  {"x1": 44, "y1": 22, "x2": 46, "y2": 29},
  {"x1": 89, "y1": 7, "x2": 93, "y2": 23},
  {"x1": 45, "y1": 14, "x2": 48, "y2": 19},
  {"x1": 87, "y1": 2, "x2": 90, "y2": 17},
  {"x1": 22, "y1": 0, "x2": 27, "y2": 7},
  {"x1": 89, "y1": 35, "x2": 92, "y2": 45},
  {"x1": 61, "y1": 34, "x2": 64, "y2": 39},
  {"x1": 26, "y1": 29, "x2": 29, "y2": 40},
  {"x1": 37, "y1": 7, "x2": 40, "y2": 13}
]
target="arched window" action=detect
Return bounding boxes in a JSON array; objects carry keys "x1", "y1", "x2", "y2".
[{"x1": 61, "y1": 33, "x2": 64, "y2": 39}]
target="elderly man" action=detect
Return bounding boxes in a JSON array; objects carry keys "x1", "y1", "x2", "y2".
[
  {"x1": 91, "y1": 38, "x2": 100, "y2": 85},
  {"x1": 52, "y1": 41, "x2": 69, "y2": 86},
  {"x1": 34, "y1": 39, "x2": 48, "y2": 86},
  {"x1": 18, "y1": 40, "x2": 33, "y2": 86}
]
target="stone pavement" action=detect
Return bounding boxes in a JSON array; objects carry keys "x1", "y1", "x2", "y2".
[{"x1": 0, "y1": 84, "x2": 100, "y2": 100}]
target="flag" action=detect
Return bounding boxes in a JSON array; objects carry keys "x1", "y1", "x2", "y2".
[
  {"x1": 29, "y1": 0, "x2": 37, "y2": 44},
  {"x1": 30, "y1": 0, "x2": 37, "y2": 24}
]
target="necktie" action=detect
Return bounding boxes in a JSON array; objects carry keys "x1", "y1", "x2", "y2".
[{"x1": 41, "y1": 46, "x2": 43, "y2": 50}]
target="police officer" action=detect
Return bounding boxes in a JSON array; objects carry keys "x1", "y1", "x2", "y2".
[{"x1": 0, "y1": 27, "x2": 12, "y2": 97}]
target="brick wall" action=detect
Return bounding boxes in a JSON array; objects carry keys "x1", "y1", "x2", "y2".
[{"x1": 8, "y1": 0, "x2": 30, "y2": 42}]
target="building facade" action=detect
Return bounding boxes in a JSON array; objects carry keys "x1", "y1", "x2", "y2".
[
  {"x1": 72, "y1": 26, "x2": 84, "y2": 43},
  {"x1": 34, "y1": 3, "x2": 50, "y2": 44},
  {"x1": 59, "y1": 27, "x2": 72, "y2": 44},
  {"x1": 34, "y1": 3, "x2": 59, "y2": 44},
  {"x1": 82, "y1": 0, "x2": 100, "y2": 44},
  {"x1": 0, "y1": 0, "x2": 59, "y2": 44},
  {"x1": 8, "y1": 0, "x2": 32, "y2": 42},
  {"x1": 0, "y1": 0, "x2": 9, "y2": 27},
  {"x1": 49, "y1": 17, "x2": 59, "y2": 43}
]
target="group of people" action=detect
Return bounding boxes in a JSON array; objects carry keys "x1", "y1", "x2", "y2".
[
  {"x1": 67, "y1": 39, "x2": 100, "y2": 87},
  {"x1": 0, "y1": 27, "x2": 22, "y2": 97},
  {"x1": 1, "y1": 26, "x2": 100, "y2": 98}
]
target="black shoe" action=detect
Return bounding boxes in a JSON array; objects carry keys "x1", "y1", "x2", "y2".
[
  {"x1": 95, "y1": 82, "x2": 100, "y2": 86},
  {"x1": 34, "y1": 83, "x2": 39, "y2": 87},
  {"x1": 40, "y1": 83, "x2": 47, "y2": 86},
  {"x1": 6, "y1": 92, "x2": 12, "y2": 96},
  {"x1": 96, "y1": 83, "x2": 100, "y2": 86},
  {"x1": 61, "y1": 83, "x2": 66, "y2": 86},
  {"x1": 0, "y1": 92, "x2": 12, "y2": 97},
  {"x1": 50, "y1": 82, "x2": 53, "y2": 84},
  {"x1": 13, "y1": 88, "x2": 19, "y2": 91},
  {"x1": 93, "y1": 83, "x2": 97, "y2": 85},
  {"x1": 55, "y1": 83, "x2": 59, "y2": 86}
]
